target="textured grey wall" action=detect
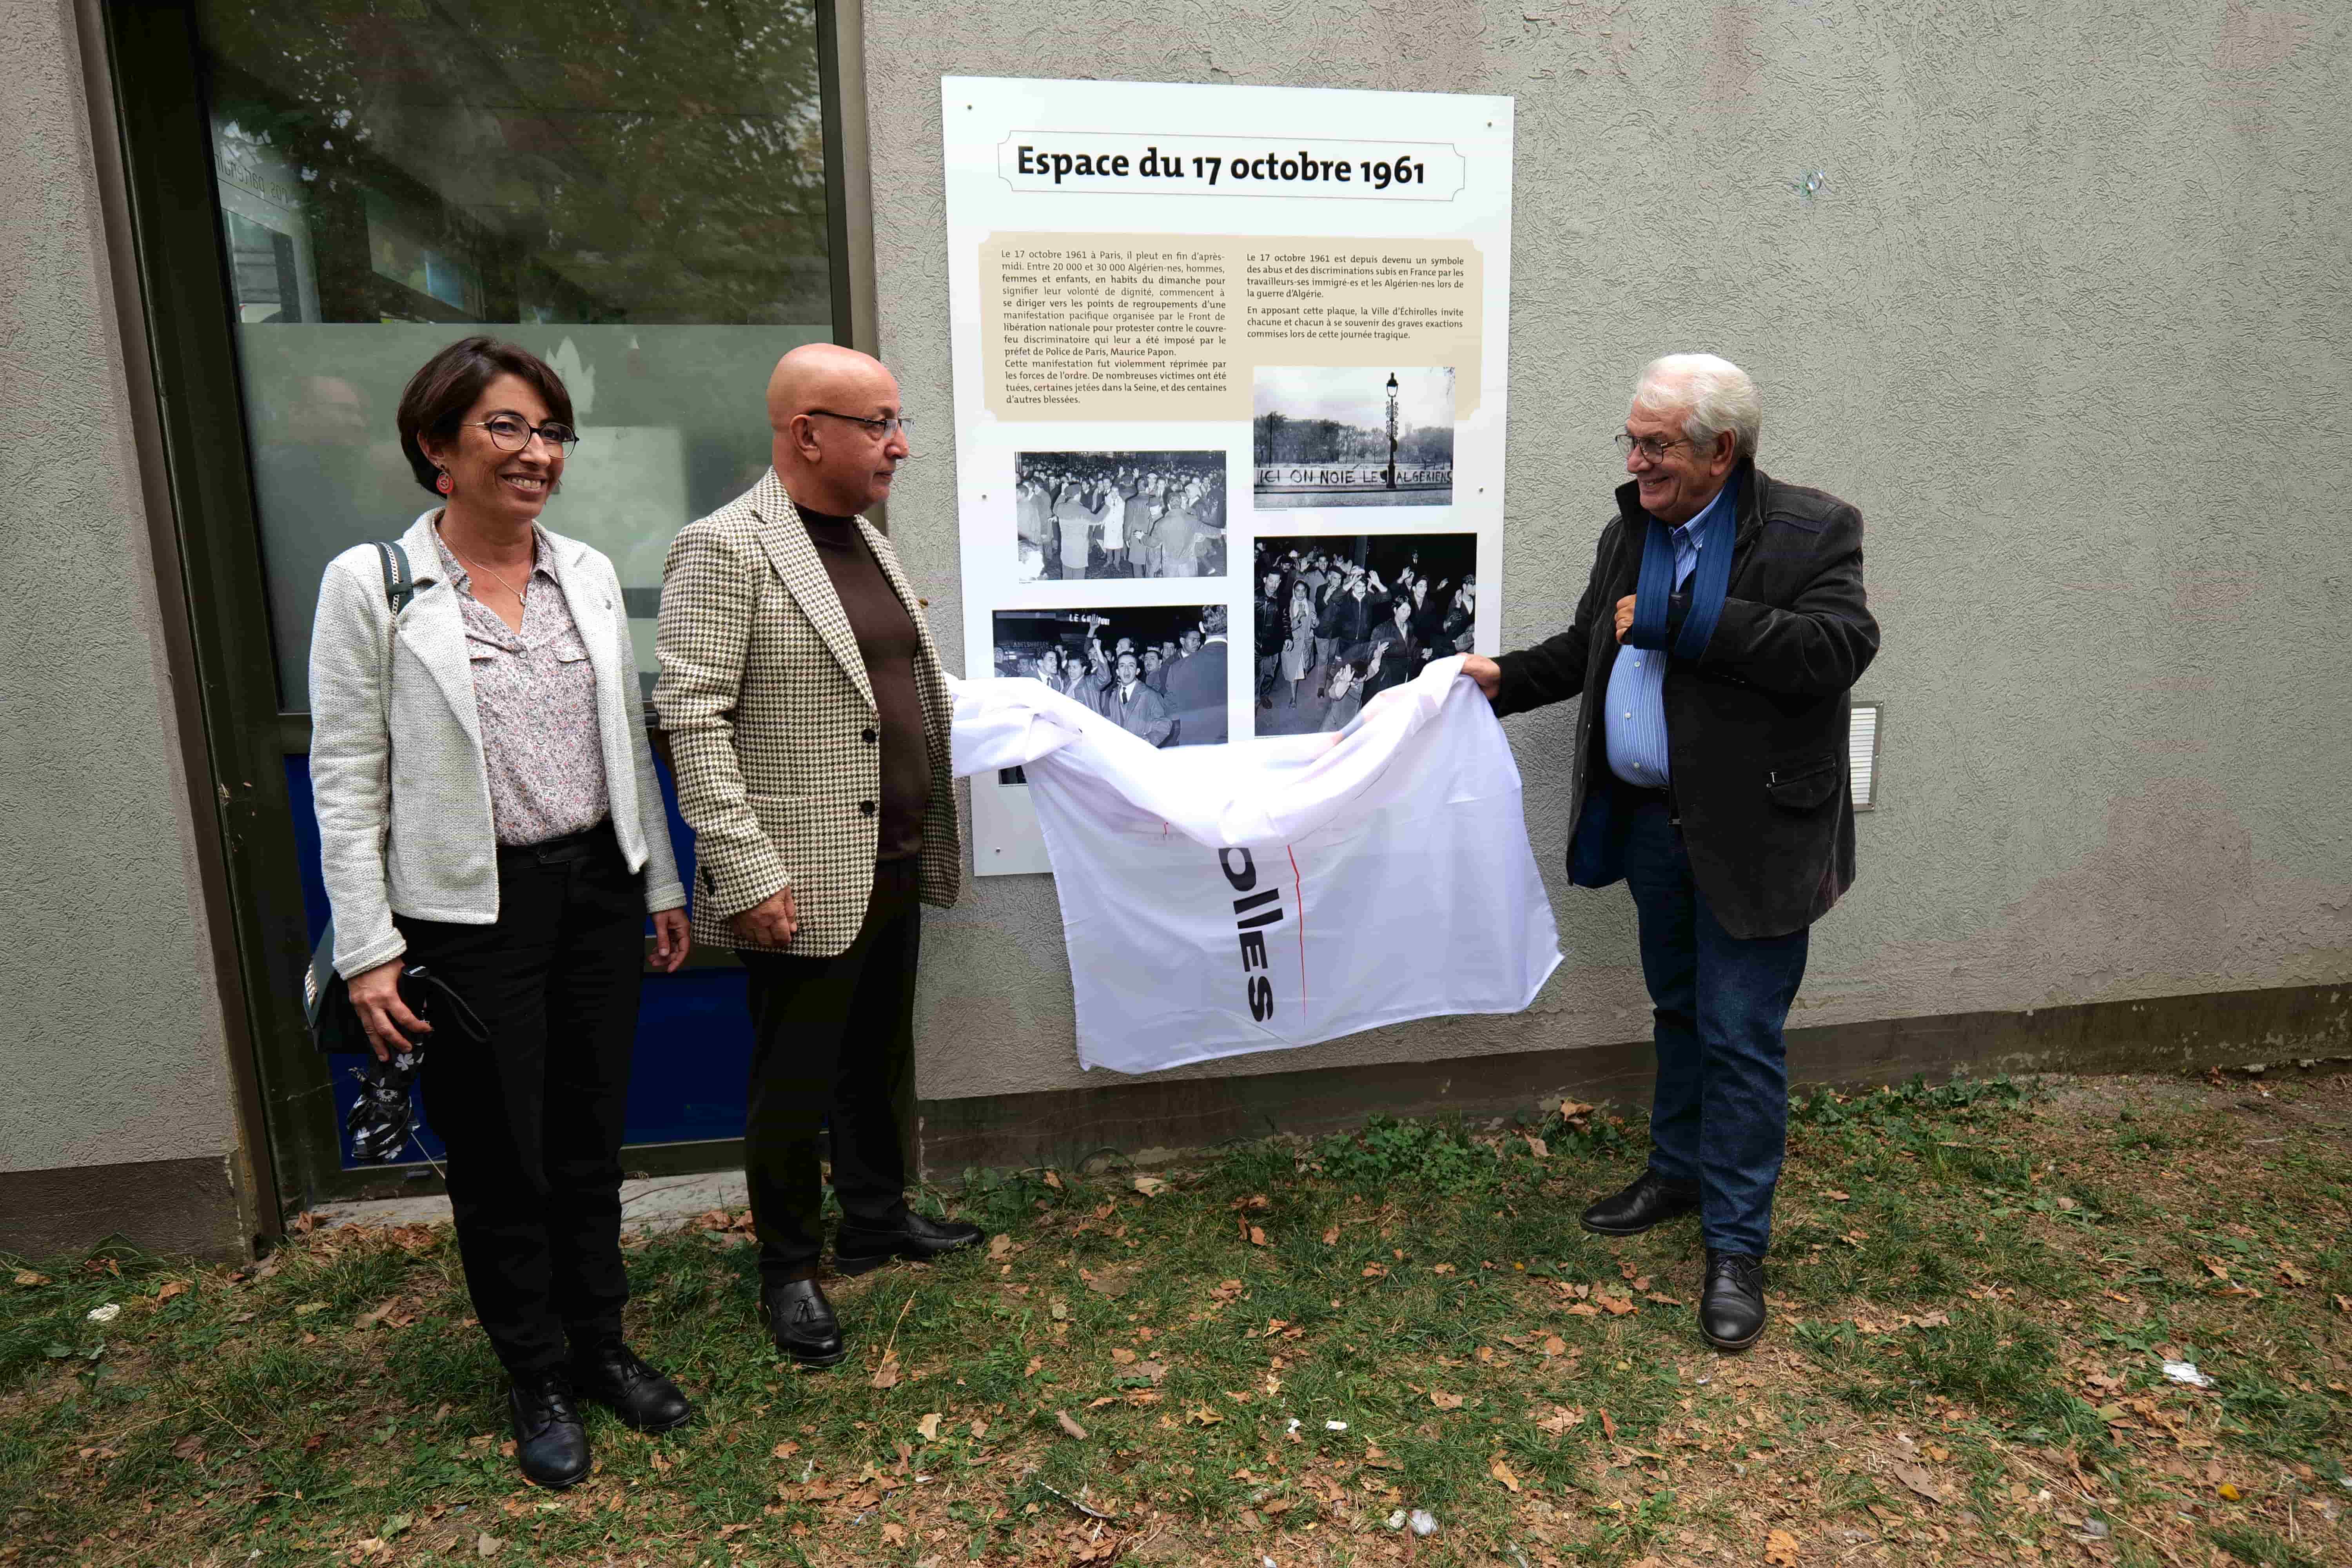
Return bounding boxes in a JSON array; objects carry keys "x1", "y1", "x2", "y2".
[
  {"x1": 868, "y1": 1, "x2": 2352, "y2": 1100},
  {"x1": 0, "y1": 0, "x2": 241, "y2": 1175}
]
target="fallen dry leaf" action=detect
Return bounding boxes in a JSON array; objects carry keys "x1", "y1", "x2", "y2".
[
  {"x1": 1024, "y1": 1355, "x2": 1044, "y2": 1378},
  {"x1": 1824, "y1": 1189, "x2": 1851, "y2": 1202},
  {"x1": 1891, "y1": 1461, "x2": 1943, "y2": 1504},
  {"x1": 916, "y1": 1412, "x2": 942, "y2": 1441},
  {"x1": 1763, "y1": 1527, "x2": 1801, "y2": 1565},
  {"x1": 1541, "y1": 1334, "x2": 1566, "y2": 1356},
  {"x1": 1489, "y1": 1456, "x2": 1521, "y2": 1492},
  {"x1": 1057, "y1": 1410, "x2": 1089, "y2": 1440},
  {"x1": 988, "y1": 1234, "x2": 1015, "y2": 1261},
  {"x1": 1524, "y1": 1134, "x2": 1549, "y2": 1159},
  {"x1": 871, "y1": 1352, "x2": 901, "y2": 1390},
  {"x1": 881, "y1": 1522, "x2": 907, "y2": 1546},
  {"x1": 1564, "y1": 1302, "x2": 1601, "y2": 1316},
  {"x1": 1187, "y1": 1405, "x2": 1222, "y2": 1425},
  {"x1": 1321, "y1": 1224, "x2": 1340, "y2": 1245},
  {"x1": 475, "y1": 1532, "x2": 504, "y2": 1558},
  {"x1": 1248, "y1": 1226, "x2": 1268, "y2": 1247},
  {"x1": 1429, "y1": 1390, "x2": 1465, "y2": 1410},
  {"x1": 1599, "y1": 1408, "x2": 1617, "y2": 1439},
  {"x1": 772, "y1": 1440, "x2": 799, "y2": 1459},
  {"x1": 1131, "y1": 1175, "x2": 1169, "y2": 1197},
  {"x1": 970, "y1": 1417, "x2": 989, "y2": 1438},
  {"x1": 13, "y1": 1271, "x2": 49, "y2": 1287},
  {"x1": 1041, "y1": 1169, "x2": 1063, "y2": 1190},
  {"x1": 154, "y1": 1279, "x2": 190, "y2": 1302}
]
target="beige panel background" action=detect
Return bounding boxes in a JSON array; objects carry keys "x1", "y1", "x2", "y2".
[
  {"x1": 981, "y1": 233, "x2": 1483, "y2": 421},
  {"x1": 872, "y1": 2, "x2": 2352, "y2": 1103}
]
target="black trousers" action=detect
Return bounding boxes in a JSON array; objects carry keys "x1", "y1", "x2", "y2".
[
  {"x1": 396, "y1": 823, "x2": 644, "y2": 1376},
  {"x1": 739, "y1": 856, "x2": 922, "y2": 1283}
]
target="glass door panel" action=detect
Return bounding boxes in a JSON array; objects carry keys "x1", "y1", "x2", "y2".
[{"x1": 196, "y1": 0, "x2": 838, "y2": 706}]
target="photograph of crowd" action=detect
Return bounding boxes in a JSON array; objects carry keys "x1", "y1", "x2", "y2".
[
  {"x1": 1250, "y1": 532, "x2": 1478, "y2": 737},
  {"x1": 1252, "y1": 366, "x2": 1455, "y2": 510},
  {"x1": 990, "y1": 604, "x2": 1232, "y2": 779},
  {"x1": 1013, "y1": 451, "x2": 1228, "y2": 581}
]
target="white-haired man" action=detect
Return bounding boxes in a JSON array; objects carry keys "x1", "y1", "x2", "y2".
[{"x1": 1465, "y1": 354, "x2": 1877, "y2": 1352}]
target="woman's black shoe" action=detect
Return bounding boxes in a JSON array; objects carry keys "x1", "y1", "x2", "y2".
[
  {"x1": 834, "y1": 1211, "x2": 986, "y2": 1276},
  {"x1": 508, "y1": 1370, "x2": 591, "y2": 1488},
  {"x1": 761, "y1": 1278, "x2": 846, "y2": 1367},
  {"x1": 570, "y1": 1342, "x2": 693, "y2": 1432},
  {"x1": 1698, "y1": 1250, "x2": 1768, "y2": 1352},
  {"x1": 1579, "y1": 1169, "x2": 1701, "y2": 1236}
]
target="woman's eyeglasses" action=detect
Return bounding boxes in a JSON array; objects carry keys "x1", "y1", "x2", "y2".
[{"x1": 465, "y1": 414, "x2": 580, "y2": 452}]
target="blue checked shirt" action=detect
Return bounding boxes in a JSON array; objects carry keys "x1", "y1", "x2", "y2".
[{"x1": 1602, "y1": 482, "x2": 1733, "y2": 788}]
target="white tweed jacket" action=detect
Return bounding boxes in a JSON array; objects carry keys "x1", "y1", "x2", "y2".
[
  {"x1": 653, "y1": 470, "x2": 961, "y2": 956},
  {"x1": 310, "y1": 512, "x2": 686, "y2": 979}
]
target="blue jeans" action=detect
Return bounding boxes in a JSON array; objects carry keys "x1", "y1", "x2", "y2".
[{"x1": 1618, "y1": 792, "x2": 1809, "y2": 1257}]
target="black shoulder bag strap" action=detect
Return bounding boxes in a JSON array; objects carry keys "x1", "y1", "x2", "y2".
[{"x1": 305, "y1": 540, "x2": 417, "y2": 1054}]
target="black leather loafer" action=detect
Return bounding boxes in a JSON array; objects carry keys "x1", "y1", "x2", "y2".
[
  {"x1": 1579, "y1": 1169, "x2": 1701, "y2": 1236},
  {"x1": 761, "y1": 1278, "x2": 846, "y2": 1368},
  {"x1": 508, "y1": 1370, "x2": 591, "y2": 1488},
  {"x1": 1698, "y1": 1250, "x2": 1768, "y2": 1352},
  {"x1": 833, "y1": 1210, "x2": 987, "y2": 1276},
  {"x1": 570, "y1": 1341, "x2": 694, "y2": 1433}
]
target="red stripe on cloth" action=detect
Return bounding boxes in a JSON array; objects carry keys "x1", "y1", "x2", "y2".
[{"x1": 1286, "y1": 844, "x2": 1306, "y2": 1005}]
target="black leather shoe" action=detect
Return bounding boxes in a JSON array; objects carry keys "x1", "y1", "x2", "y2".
[
  {"x1": 1699, "y1": 1250, "x2": 1768, "y2": 1352},
  {"x1": 570, "y1": 1341, "x2": 694, "y2": 1433},
  {"x1": 1579, "y1": 1169, "x2": 1701, "y2": 1236},
  {"x1": 834, "y1": 1210, "x2": 986, "y2": 1276},
  {"x1": 508, "y1": 1371, "x2": 591, "y2": 1488},
  {"x1": 761, "y1": 1278, "x2": 846, "y2": 1368}
]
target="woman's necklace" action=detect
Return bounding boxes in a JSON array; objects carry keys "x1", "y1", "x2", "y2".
[{"x1": 438, "y1": 519, "x2": 531, "y2": 601}]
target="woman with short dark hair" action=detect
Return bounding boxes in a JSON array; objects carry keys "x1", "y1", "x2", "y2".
[{"x1": 310, "y1": 336, "x2": 695, "y2": 1489}]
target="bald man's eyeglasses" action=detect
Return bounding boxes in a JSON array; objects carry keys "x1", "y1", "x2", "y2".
[{"x1": 808, "y1": 409, "x2": 914, "y2": 440}]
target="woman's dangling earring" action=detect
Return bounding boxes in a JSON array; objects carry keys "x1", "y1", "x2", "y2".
[{"x1": 436, "y1": 469, "x2": 453, "y2": 495}]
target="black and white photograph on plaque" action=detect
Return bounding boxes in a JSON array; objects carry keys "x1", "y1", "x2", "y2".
[
  {"x1": 1013, "y1": 451, "x2": 1228, "y2": 582},
  {"x1": 1252, "y1": 366, "x2": 1454, "y2": 510},
  {"x1": 990, "y1": 604, "x2": 1232, "y2": 780},
  {"x1": 1250, "y1": 532, "x2": 1477, "y2": 737}
]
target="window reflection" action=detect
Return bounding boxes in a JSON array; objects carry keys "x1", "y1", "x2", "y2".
[{"x1": 197, "y1": 0, "x2": 837, "y2": 706}]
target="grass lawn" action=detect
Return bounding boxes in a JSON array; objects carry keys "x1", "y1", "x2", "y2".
[{"x1": 3, "y1": 1069, "x2": 2348, "y2": 1568}]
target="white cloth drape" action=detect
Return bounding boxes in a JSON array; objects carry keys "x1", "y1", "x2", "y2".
[{"x1": 951, "y1": 656, "x2": 1562, "y2": 1074}]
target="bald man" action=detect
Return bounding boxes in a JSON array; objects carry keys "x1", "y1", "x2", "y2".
[{"x1": 655, "y1": 344, "x2": 984, "y2": 1370}]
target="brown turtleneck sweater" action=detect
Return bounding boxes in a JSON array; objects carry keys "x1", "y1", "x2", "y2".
[{"x1": 796, "y1": 506, "x2": 929, "y2": 862}]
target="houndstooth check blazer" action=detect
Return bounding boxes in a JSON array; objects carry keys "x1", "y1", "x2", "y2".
[{"x1": 654, "y1": 469, "x2": 960, "y2": 956}]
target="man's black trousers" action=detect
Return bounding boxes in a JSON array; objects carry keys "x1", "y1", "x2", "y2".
[
  {"x1": 397, "y1": 823, "x2": 644, "y2": 1376},
  {"x1": 739, "y1": 856, "x2": 921, "y2": 1283}
]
